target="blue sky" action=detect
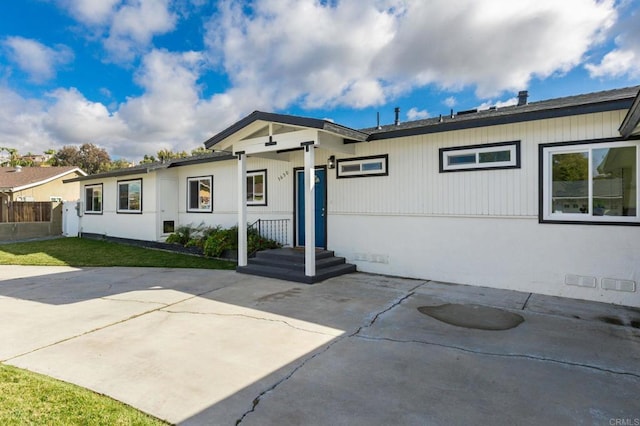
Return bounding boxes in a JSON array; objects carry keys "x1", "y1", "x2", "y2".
[{"x1": 1, "y1": 0, "x2": 639, "y2": 161}]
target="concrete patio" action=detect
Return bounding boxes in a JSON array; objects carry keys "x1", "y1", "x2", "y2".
[{"x1": 1, "y1": 265, "x2": 638, "y2": 425}]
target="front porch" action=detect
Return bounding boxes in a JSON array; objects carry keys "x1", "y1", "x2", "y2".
[
  {"x1": 238, "y1": 247, "x2": 356, "y2": 283},
  {"x1": 204, "y1": 111, "x2": 367, "y2": 284}
]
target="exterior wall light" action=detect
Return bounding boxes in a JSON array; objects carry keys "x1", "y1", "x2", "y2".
[{"x1": 327, "y1": 155, "x2": 336, "y2": 169}]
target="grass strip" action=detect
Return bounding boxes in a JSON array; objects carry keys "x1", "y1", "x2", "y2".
[
  {"x1": 0, "y1": 237, "x2": 235, "y2": 269},
  {"x1": 0, "y1": 363, "x2": 167, "y2": 425}
]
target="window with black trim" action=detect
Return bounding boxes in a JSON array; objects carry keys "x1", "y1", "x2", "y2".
[
  {"x1": 440, "y1": 141, "x2": 520, "y2": 172},
  {"x1": 84, "y1": 184, "x2": 103, "y2": 214},
  {"x1": 117, "y1": 179, "x2": 142, "y2": 213},
  {"x1": 337, "y1": 155, "x2": 388, "y2": 178},
  {"x1": 247, "y1": 170, "x2": 267, "y2": 206},
  {"x1": 540, "y1": 139, "x2": 639, "y2": 224},
  {"x1": 187, "y1": 176, "x2": 212, "y2": 212}
]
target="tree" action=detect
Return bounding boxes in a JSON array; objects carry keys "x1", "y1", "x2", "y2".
[
  {"x1": 52, "y1": 143, "x2": 111, "y2": 175},
  {"x1": 0, "y1": 147, "x2": 19, "y2": 167},
  {"x1": 109, "y1": 158, "x2": 133, "y2": 170},
  {"x1": 552, "y1": 152, "x2": 588, "y2": 182},
  {"x1": 140, "y1": 149, "x2": 189, "y2": 165},
  {"x1": 191, "y1": 146, "x2": 210, "y2": 156},
  {"x1": 139, "y1": 154, "x2": 157, "y2": 164},
  {"x1": 156, "y1": 148, "x2": 188, "y2": 163},
  {"x1": 44, "y1": 149, "x2": 56, "y2": 166}
]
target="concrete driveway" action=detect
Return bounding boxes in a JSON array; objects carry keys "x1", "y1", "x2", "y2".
[{"x1": 1, "y1": 265, "x2": 639, "y2": 425}]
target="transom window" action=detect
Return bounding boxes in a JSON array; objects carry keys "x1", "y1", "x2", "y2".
[
  {"x1": 84, "y1": 184, "x2": 102, "y2": 214},
  {"x1": 440, "y1": 141, "x2": 520, "y2": 172},
  {"x1": 247, "y1": 170, "x2": 267, "y2": 206},
  {"x1": 337, "y1": 155, "x2": 388, "y2": 178},
  {"x1": 117, "y1": 179, "x2": 142, "y2": 213},
  {"x1": 540, "y1": 139, "x2": 639, "y2": 224},
  {"x1": 187, "y1": 176, "x2": 212, "y2": 212}
]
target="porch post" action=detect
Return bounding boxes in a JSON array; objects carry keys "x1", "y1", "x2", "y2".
[
  {"x1": 304, "y1": 145, "x2": 316, "y2": 277},
  {"x1": 237, "y1": 152, "x2": 247, "y2": 267}
]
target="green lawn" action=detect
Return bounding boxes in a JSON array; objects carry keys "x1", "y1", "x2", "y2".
[
  {"x1": 0, "y1": 237, "x2": 235, "y2": 269},
  {"x1": 0, "y1": 364, "x2": 167, "y2": 425}
]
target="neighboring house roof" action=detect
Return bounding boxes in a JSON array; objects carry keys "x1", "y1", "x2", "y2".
[
  {"x1": 619, "y1": 87, "x2": 640, "y2": 138},
  {"x1": 0, "y1": 166, "x2": 87, "y2": 192},
  {"x1": 66, "y1": 151, "x2": 236, "y2": 182},
  {"x1": 552, "y1": 179, "x2": 623, "y2": 198}
]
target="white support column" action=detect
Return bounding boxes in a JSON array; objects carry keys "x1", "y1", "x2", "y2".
[
  {"x1": 304, "y1": 145, "x2": 316, "y2": 277},
  {"x1": 237, "y1": 152, "x2": 247, "y2": 267}
]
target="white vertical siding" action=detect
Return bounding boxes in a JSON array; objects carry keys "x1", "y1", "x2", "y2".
[
  {"x1": 330, "y1": 110, "x2": 625, "y2": 218},
  {"x1": 79, "y1": 172, "x2": 158, "y2": 241}
]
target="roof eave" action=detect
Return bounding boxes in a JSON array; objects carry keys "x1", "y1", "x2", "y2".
[
  {"x1": 367, "y1": 98, "x2": 636, "y2": 141},
  {"x1": 619, "y1": 89, "x2": 640, "y2": 138},
  {"x1": 10, "y1": 168, "x2": 87, "y2": 191},
  {"x1": 64, "y1": 166, "x2": 159, "y2": 183}
]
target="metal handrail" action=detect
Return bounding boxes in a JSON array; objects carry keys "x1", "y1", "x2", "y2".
[{"x1": 247, "y1": 218, "x2": 290, "y2": 247}]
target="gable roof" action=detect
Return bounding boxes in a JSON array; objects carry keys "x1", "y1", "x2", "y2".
[
  {"x1": 204, "y1": 111, "x2": 369, "y2": 149},
  {"x1": 0, "y1": 166, "x2": 86, "y2": 192},
  {"x1": 202, "y1": 86, "x2": 640, "y2": 148}
]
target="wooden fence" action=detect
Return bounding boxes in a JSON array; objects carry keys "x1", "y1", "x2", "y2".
[{"x1": 0, "y1": 201, "x2": 52, "y2": 223}]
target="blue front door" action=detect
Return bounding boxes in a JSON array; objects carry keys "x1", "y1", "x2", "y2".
[{"x1": 296, "y1": 168, "x2": 326, "y2": 248}]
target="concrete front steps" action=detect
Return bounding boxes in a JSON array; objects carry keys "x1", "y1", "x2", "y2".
[{"x1": 236, "y1": 247, "x2": 356, "y2": 284}]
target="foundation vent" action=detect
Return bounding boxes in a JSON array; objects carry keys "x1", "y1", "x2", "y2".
[
  {"x1": 565, "y1": 274, "x2": 597, "y2": 288},
  {"x1": 601, "y1": 278, "x2": 636, "y2": 293}
]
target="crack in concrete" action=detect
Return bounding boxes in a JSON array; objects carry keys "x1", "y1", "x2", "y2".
[
  {"x1": 160, "y1": 309, "x2": 340, "y2": 337},
  {"x1": 233, "y1": 336, "x2": 346, "y2": 426},
  {"x1": 2, "y1": 287, "x2": 226, "y2": 363},
  {"x1": 354, "y1": 335, "x2": 640, "y2": 379},
  {"x1": 235, "y1": 286, "x2": 420, "y2": 425},
  {"x1": 521, "y1": 293, "x2": 533, "y2": 310},
  {"x1": 100, "y1": 296, "x2": 167, "y2": 306}
]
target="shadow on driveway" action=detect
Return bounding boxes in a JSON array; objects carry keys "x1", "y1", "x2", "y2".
[{"x1": 1, "y1": 266, "x2": 639, "y2": 425}]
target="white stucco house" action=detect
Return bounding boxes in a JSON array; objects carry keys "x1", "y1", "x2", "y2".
[{"x1": 67, "y1": 85, "x2": 640, "y2": 307}]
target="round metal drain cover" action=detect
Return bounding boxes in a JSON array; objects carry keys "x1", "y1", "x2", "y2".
[{"x1": 418, "y1": 304, "x2": 524, "y2": 330}]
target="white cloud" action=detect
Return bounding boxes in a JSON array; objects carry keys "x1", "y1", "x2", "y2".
[
  {"x1": 56, "y1": 0, "x2": 177, "y2": 61},
  {"x1": 443, "y1": 97, "x2": 457, "y2": 108},
  {"x1": 55, "y1": 0, "x2": 120, "y2": 25},
  {"x1": 0, "y1": 0, "x2": 632, "y2": 162},
  {"x1": 406, "y1": 107, "x2": 429, "y2": 120},
  {"x1": 0, "y1": 48, "x2": 255, "y2": 160},
  {"x1": 206, "y1": 0, "x2": 397, "y2": 110},
  {"x1": 43, "y1": 88, "x2": 128, "y2": 143},
  {"x1": 476, "y1": 97, "x2": 518, "y2": 111},
  {"x1": 105, "y1": 0, "x2": 177, "y2": 60},
  {"x1": 0, "y1": 87, "x2": 49, "y2": 154},
  {"x1": 585, "y1": 6, "x2": 640, "y2": 78},
  {"x1": 206, "y1": 0, "x2": 618, "y2": 109},
  {"x1": 2, "y1": 37, "x2": 74, "y2": 83},
  {"x1": 118, "y1": 49, "x2": 203, "y2": 138}
]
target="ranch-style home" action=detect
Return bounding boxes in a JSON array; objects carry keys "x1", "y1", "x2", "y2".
[{"x1": 67, "y1": 85, "x2": 640, "y2": 307}]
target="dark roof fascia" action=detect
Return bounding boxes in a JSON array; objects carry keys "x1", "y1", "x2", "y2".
[
  {"x1": 167, "y1": 152, "x2": 236, "y2": 167},
  {"x1": 366, "y1": 98, "x2": 635, "y2": 142},
  {"x1": 619, "y1": 89, "x2": 640, "y2": 138},
  {"x1": 204, "y1": 111, "x2": 368, "y2": 148},
  {"x1": 64, "y1": 153, "x2": 238, "y2": 183},
  {"x1": 64, "y1": 164, "x2": 165, "y2": 183}
]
